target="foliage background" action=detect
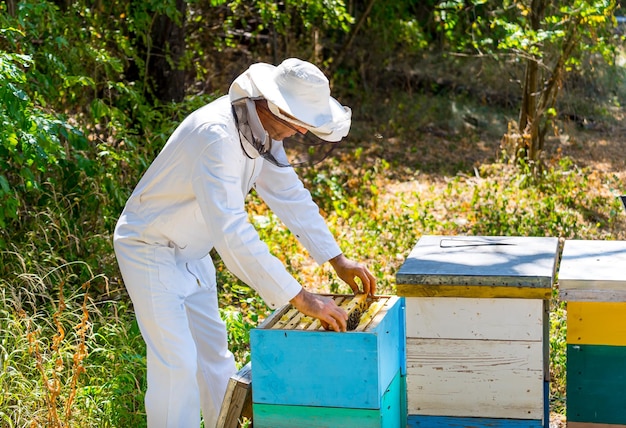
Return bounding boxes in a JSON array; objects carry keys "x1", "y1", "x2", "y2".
[{"x1": 1, "y1": 0, "x2": 625, "y2": 426}]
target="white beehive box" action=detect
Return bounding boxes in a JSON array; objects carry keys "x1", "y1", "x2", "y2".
[{"x1": 396, "y1": 235, "x2": 559, "y2": 427}]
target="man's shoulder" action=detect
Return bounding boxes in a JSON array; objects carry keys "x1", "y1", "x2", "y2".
[
  {"x1": 187, "y1": 95, "x2": 231, "y2": 120},
  {"x1": 177, "y1": 95, "x2": 235, "y2": 136}
]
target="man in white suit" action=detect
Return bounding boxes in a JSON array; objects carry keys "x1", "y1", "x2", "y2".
[{"x1": 113, "y1": 58, "x2": 376, "y2": 427}]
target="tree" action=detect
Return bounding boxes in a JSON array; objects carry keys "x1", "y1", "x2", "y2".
[
  {"x1": 210, "y1": 0, "x2": 354, "y2": 64},
  {"x1": 436, "y1": 0, "x2": 618, "y2": 169},
  {"x1": 144, "y1": 0, "x2": 188, "y2": 103},
  {"x1": 128, "y1": 0, "x2": 188, "y2": 103}
]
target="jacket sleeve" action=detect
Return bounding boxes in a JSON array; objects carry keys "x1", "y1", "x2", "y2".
[
  {"x1": 191, "y1": 126, "x2": 302, "y2": 309},
  {"x1": 254, "y1": 160, "x2": 342, "y2": 266}
]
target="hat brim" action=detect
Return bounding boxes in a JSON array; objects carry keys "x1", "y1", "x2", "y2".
[{"x1": 248, "y1": 63, "x2": 351, "y2": 142}]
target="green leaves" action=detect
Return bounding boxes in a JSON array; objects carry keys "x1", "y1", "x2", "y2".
[
  {"x1": 0, "y1": 0, "x2": 164, "y2": 243},
  {"x1": 217, "y1": 0, "x2": 353, "y2": 51},
  {"x1": 431, "y1": 0, "x2": 619, "y2": 165}
]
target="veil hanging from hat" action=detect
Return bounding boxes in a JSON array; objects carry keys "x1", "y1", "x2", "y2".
[
  {"x1": 231, "y1": 98, "x2": 336, "y2": 167},
  {"x1": 228, "y1": 58, "x2": 351, "y2": 167}
]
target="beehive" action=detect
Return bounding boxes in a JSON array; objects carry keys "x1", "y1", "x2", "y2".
[
  {"x1": 396, "y1": 235, "x2": 559, "y2": 427},
  {"x1": 558, "y1": 239, "x2": 626, "y2": 428},
  {"x1": 250, "y1": 294, "x2": 406, "y2": 428}
]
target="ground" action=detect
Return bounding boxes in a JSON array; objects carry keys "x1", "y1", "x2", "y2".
[{"x1": 550, "y1": 412, "x2": 567, "y2": 428}]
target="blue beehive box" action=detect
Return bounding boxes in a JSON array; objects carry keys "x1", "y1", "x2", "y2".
[{"x1": 250, "y1": 295, "x2": 406, "y2": 428}]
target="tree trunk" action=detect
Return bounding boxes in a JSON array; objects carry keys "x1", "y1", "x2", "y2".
[
  {"x1": 6, "y1": 0, "x2": 16, "y2": 16},
  {"x1": 517, "y1": 0, "x2": 547, "y2": 164},
  {"x1": 519, "y1": 57, "x2": 539, "y2": 161},
  {"x1": 147, "y1": 0, "x2": 187, "y2": 103}
]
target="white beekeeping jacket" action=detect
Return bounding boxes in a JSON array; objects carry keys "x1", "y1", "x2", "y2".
[{"x1": 115, "y1": 92, "x2": 342, "y2": 309}]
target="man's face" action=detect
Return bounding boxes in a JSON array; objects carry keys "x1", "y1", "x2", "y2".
[{"x1": 255, "y1": 100, "x2": 308, "y2": 141}]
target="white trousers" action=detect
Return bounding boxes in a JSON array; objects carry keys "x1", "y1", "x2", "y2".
[{"x1": 114, "y1": 237, "x2": 236, "y2": 428}]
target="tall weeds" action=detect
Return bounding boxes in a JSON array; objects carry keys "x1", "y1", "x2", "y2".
[{"x1": 3, "y1": 258, "x2": 95, "y2": 427}]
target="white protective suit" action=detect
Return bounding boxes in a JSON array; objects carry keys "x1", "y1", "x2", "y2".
[{"x1": 113, "y1": 69, "x2": 343, "y2": 427}]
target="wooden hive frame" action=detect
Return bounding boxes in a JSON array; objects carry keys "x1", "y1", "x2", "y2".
[{"x1": 266, "y1": 294, "x2": 390, "y2": 332}]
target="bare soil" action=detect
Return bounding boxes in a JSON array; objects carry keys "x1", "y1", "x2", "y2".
[{"x1": 546, "y1": 116, "x2": 626, "y2": 182}]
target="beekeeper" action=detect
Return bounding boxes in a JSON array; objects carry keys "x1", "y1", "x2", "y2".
[{"x1": 113, "y1": 58, "x2": 377, "y2": 428}]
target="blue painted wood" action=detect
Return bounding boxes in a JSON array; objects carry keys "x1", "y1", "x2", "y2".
[
  {"x1": 251, "y1": 296, "x2": 405, "y2": 409},
  {"x1": 407, "y1": 415, "x2": 543, "y2": 427},
  {"x1": 253, "y1": 369, "x2": 407, "y2": 428},
  {"x1": 400, "y1": 368, "x2": 408, "y2": 427},
  {"x1": 541, "y1": 380, "x2": 550, "y2": 428}
]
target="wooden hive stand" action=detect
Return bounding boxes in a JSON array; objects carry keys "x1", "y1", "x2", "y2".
[{"x1": 217, "y1": 362, "x2": 253, "y2": 428}]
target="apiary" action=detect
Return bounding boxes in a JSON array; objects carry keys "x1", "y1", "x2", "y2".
[
  {"x1": 558, "y1": 239, "x2": 626, "y2": 428},
  {"x1": 250, "y1": 294, "x2": 406, "y2": 428},
  {"x1": 396, "y1": 235, "x2": 559, "y2": 427}
]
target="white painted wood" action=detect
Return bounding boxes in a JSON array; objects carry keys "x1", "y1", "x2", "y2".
[
  {"x1": 559, "y1": 288, "x2": 626, "y2": 302},
  {"x1": 405, "y1": 297, "x2": 544, "y2": 341},
  {"x1": 406, "y1": 338, "x2": 544, "y2": 419},
  {"x1": 559, "y1": 240, "x2": 626, "y2": 292}
]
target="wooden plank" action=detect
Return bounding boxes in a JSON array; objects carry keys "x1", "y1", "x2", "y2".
[
  {"x1": 559, "y1": 240, "x2": 626, "y2": 292},
  {"x1": 253, "y1": 403, "x2": 384, "y2": 428},
  {"x1": 396, "y1": 235, "x2": 559, "y2": 289},
  {"x1": 559, "y1": 288, "x2": 626, "y2": 302},
  {"x1": 397, "y1": 284, "x2": 551, "y2": 299},
  {"x1": 217, "y1": 362, "x2": 252, "y2": 428},
  {"x1": 283, "y1": 311, "x2": 305, "y2": 329},
  {"x1": 559, "y1": 278, "x2": 626, "y2": 292},
  {"x1": 406, "y1": 338, "x2": 544, "y2": 419},
  {"x1": 264, "y1": 305, "x2": 296, "y2": 329},
  {"x1": 407, "y1": 415, "x2": 543, "y2": 427},
  {"x1": 306, "y1": 317, "x2": 324, "y2": 331},
  {"x1": 296, "y1": 314, "x2": 315, "y2": 330},
  {"x1": 252, "y1": 369, "x2": 405, "y2": 428},
  {"x1": 375, "y1": 296, "x2": 407, "y2": 384},
  {"x1": 566, "y1": 344, "x2": 626, "y2": 425},
  {"x1": 567, "y1": 301, "x2": 626, "y2": 346},
  {"x1": 405, "y1": 297, "x2": 544, "y2": 341}
]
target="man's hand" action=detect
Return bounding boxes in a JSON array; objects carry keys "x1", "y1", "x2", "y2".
[
  {"x1": 329, "y1": 254, "x2": 377, "y2": 296},
  {"x1": 290, "y1": 289, "x2": 348, "y2": 332}
]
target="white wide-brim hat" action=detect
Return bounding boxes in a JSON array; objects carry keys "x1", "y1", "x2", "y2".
[{"x1": 229, "y1": 58, "x2": 351, "y2": 142}]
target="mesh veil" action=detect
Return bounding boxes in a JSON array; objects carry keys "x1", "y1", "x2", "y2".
[{"x1": 232, "y1": 98, "x2": 338, "y2": 168}]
